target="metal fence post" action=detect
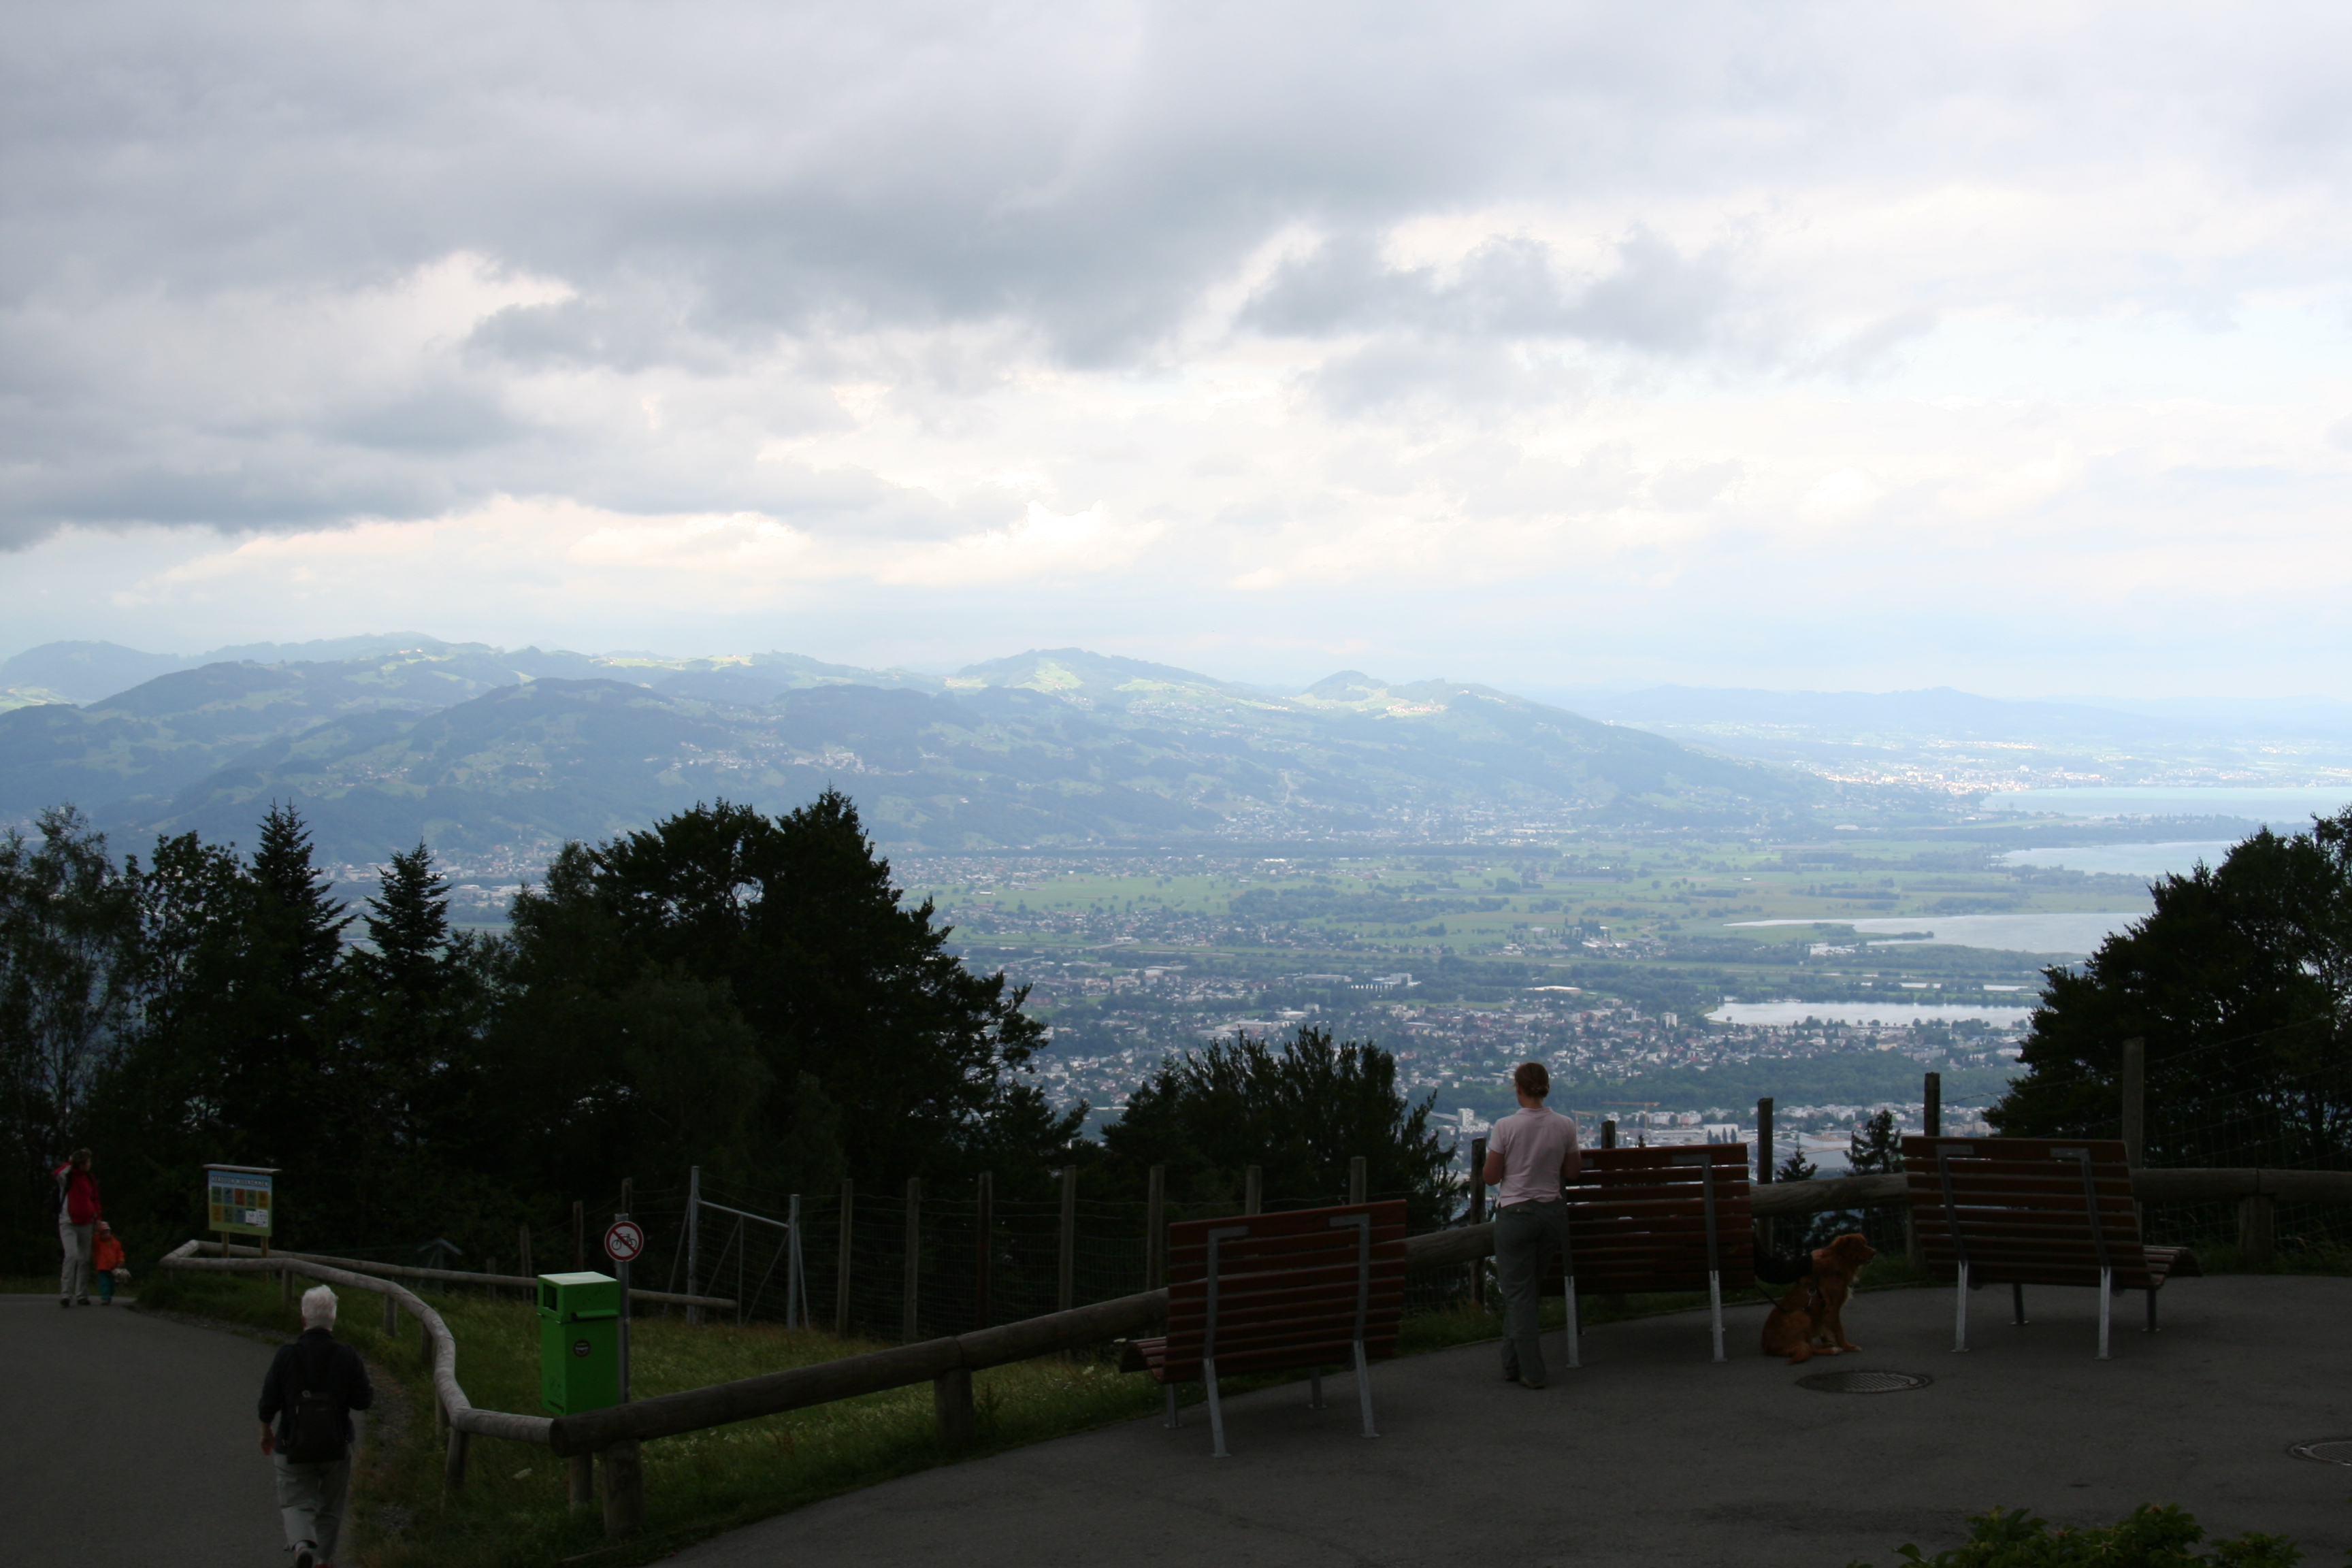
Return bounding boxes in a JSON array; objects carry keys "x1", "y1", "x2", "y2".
[
  {"x1": 902, "y1": 1177, "x2": 921, "y2": 1343},
  {"x1": 1244, "y1": 1164, "x2": 1262, "y2": 1215},
  {"x1": 1145, "y1": 1165, "x2": 1166, "y2": 1292},
  {"x1": 974, "y1": 1173, "x2": 994, "y2": 1330},
  {"x1": 835, "y1": 1177, "x2": 855, "y2": 1338},
  {"x1": 786, "y1": 1192, "x2": 804, "y2": 1330},
  {"x1": 685, "y1": 1166, "x2": 702, "y2": 1326},
  {"x1": 518, "y1": 1224, "x2": 534, "y2": 1282},
  {"x1": 1348, "y1": 1155, "x2": 1367, "y2": 1207},
  {"x1": 572, "y1": 1199, "x2": 584, "y2": 1271},
  {"x1": 1057, "y1": 1165, "x2": 1077, "y2": 1314}
]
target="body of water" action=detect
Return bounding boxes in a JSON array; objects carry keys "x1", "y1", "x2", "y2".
[
  {"x1": 1999, "y1": 841, "x2": 2234, "y2": 878},
  {"x1": 1981, "y1": 785, "x2": 2352, "y2": 821},
  {"x1": 1729, "y1": 911, "x2": 2142, "y2": 953},
  {"x1": 1708, "y1": 1000, "x2": 2034, "y2": 1027}
]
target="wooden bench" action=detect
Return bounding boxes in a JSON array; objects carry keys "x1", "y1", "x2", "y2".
[
  {"x1": 1539, "y1": 1143, "x2": 1754, "y2": 1364},
  {"x1": 1120, "y1": 1200, "x2": 1406, "y2": 1457},
  {"x1": 1902, "y1": 1135, "x2": 2202, "y2": 1358}
]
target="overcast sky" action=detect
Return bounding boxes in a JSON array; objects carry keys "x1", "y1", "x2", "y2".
[{"x1": 7, "y1": 3, "x2": 2351, "y2": 696}]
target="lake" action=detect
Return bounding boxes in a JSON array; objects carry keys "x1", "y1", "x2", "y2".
[
  {"x1": 1708, "y1": 1000, "x2": 2035, "y2": 1027},
  {"x1": 1999, "y1": 841, "x2": 2234, "y2": 878},
  {"x1": 1728, "y1": 911, "x2": 2142, "y2": 953},
  {"x1": 1981, "y1": 784, "x2": 2352, "y2": 821}
]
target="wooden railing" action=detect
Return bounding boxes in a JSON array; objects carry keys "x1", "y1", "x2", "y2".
[{"x1": 161, "y1": 1164, "x2": 2343, "y2": 1539}]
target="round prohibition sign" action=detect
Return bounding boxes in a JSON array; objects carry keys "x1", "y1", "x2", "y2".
[{"x1": 603, "y1": 1219, "x2": 647, "y2": 1264}]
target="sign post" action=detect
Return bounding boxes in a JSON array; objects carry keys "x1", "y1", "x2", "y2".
[
  {"x1": 203, "y1": 1164, "x2": 280, "y2": 1258},
  {"x1": 604, "y1": 1217, "x2": 645, "y2": 1403}
]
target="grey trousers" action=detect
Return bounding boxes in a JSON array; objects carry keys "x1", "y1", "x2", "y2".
[
  {"x1": 274, "y1": 1452, "x2": 352, "y2": 1558},
  {"x1": 1494, "y1": 1201, "x2": 1571, "y2": 1384},
  {"x1": 57, "y1": 1220, "x2": 91, "y2": 1302}
]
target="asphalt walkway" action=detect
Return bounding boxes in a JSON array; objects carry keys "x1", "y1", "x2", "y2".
[
  {"x1": 672, "y1": 1275, "x2": 2352, "y2": 1568},
  {"x1": 0, "y1": 1294, "x2": 291, "y2": 1565}
]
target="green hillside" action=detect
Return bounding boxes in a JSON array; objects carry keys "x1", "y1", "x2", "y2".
[{"x1": 0, "y1": 641, "x2": 1836, "y2": 861}]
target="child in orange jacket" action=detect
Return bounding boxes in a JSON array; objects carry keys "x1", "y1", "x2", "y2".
[{"x1": 91, "y1": 1222, "x2": 126, "y2": 1305}]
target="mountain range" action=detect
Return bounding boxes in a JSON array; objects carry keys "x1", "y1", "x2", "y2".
[{"x1": 0, "y1": 640, "x2": 1834, "y2": 863}]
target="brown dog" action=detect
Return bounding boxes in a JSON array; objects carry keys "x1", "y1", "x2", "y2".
[{"x1": 1759, "y1": 1232, "x2": 1876, "y2": 1363}]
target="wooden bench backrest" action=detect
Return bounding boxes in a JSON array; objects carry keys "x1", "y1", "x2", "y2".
[
  {"x1": 1549, "y1": 1143, "x2": 1754, "y2": 1293},
  {"x1": 1160, "y1": 1201, "x2": 1407, "y2": 1382},
  {"x1": 1901, "y1": 1135, "x2": 2156, "y2": 1290}
]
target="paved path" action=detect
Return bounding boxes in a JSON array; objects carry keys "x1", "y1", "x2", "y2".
[
  {"x1": 0, "y1": 1295, "x2": 290, "y2": 1565},
  {"x1": 673, "y1": 1275, "x2": 2352, "y2": 1568}
]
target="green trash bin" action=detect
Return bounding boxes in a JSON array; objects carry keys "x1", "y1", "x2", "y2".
[{"x1": 538, "y1": 1271, "x2": 621, "y2": 1415}]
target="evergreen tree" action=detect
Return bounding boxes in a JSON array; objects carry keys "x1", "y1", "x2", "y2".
[
  {"x1": 1848, "y1": 1109, "x2": 1902, "y2": 1175},
  {"x1": 1991, "y1": 810, "x2": 2352, "y2": 1166}
]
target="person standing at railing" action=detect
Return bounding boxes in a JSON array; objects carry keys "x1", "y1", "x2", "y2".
[
  {"x1": 258, "y1": 1285, "x2": 374, "y2": 1568},
  {"x1": 1482, "y1": 1062, "x2": 1581, "y2": 1390},
  {"x1": 52, "y1": 1148, "x2": 101, "y2": 1307}
]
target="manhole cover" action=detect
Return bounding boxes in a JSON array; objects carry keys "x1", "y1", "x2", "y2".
[
  {"x1": 2290, "y1": 1440, "x2": 2352, "y2": 1465},
  {"x1": 1797, "y1": 1369, "x2": 1934, "y2": 1394}
]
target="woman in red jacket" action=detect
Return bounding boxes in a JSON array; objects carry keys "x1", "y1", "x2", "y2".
[{"x1": 54, "y1": 1149, "x2": 101, "y2": 1307}]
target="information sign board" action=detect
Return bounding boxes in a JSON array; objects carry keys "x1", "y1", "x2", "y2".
[{"x1": 204, "y1": 1164, "x2": 278, "y2": 1237}]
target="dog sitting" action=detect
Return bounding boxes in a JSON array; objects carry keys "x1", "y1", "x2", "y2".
[{"x1": 1759, "y1": 1232, "x2": 1877, "y2": 1363}]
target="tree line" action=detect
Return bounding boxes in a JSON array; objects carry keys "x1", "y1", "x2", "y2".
[{"x1": 1, "y1": 792, "x2": 1452, "y2": 1272}]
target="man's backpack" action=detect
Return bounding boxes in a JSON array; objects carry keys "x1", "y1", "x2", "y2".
[{"x1": 280, "y1": 1340, "x2": 349, "y2": 1464}]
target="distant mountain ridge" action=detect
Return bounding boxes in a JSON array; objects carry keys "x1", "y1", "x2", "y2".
[{"x1": 0, "y1": 640, "x2": 1833, "y2": 860}]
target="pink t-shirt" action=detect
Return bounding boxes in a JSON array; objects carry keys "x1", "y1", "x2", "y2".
[{"x1": 1488, "y1": 1107, "x2": 1579, "y2": 1206}]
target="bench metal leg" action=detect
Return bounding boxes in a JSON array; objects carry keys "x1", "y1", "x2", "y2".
[
  {"x1": 1708, "y1": 1271, "x2": 1724, "y2": 1363},
  {"x1": 1203, "y1": 1358, "x2": 1229, "y2": 1458},
  {"x1": 1353, "y1": 1338, "x2": 1377, "y2": 1439},
  {"x1": 1953, "y1": 1262, "x2": 1970, "y2": 1352},
  {"x1": 1164, "y1": 1384, "x2": 1179, "y2": 1428},
  {"x1": 1563, "y1": 1275, "x2": 1581, "y2": 1371},
  {"x1": 2012, "y1": 1283, "x2": 2027, "y2": 1325},
  {"x1": 2097, "y1": 1267, "x2": 2112, "y2": 1360},
  {"x1": 1308, "y1": 1369, "x2": 1325, "y2": 1409}
]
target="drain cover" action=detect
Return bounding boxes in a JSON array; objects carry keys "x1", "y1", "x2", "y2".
[
  {"x1": 1797, "y1": 1369, "x2": 1933, "y2": 1394},
  {"x1": 2290, "y1": 1440, "x2": 2352, "y2": 1465}
]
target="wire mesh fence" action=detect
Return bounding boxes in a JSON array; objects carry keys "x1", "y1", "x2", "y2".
[{"x1": 532, "y1": 1171, "x2": 1489, "y2": 1341}]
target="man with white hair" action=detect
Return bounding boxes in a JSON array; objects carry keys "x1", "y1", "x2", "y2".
[{"x1": 257, "y1": 1284, "x2": 375, "y2": 1568}]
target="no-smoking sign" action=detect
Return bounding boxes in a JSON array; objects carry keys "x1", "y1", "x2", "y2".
[{"x1": 604, "y1": 1219, "x2": 646, "y2": 1264}]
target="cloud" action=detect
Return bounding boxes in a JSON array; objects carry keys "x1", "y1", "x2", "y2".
[{"x1": 9, "y1": 3, "x2": 2352, "y2": 693}]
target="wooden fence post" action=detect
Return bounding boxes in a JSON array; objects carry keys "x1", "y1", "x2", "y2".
[
  {"x1": 902, "y1": 1177, "x2": 921, "y2": 1343},
  {"x1": 1348, "y1": 1155, "x2": 1367, "y2": 1207},
  {"x1": 444, "y1": 1426, "x2": 470, "y2": 1490},
  {"x1": 1756, "y1": 1097, "x2": 1776, "y2": 1254},
  {"x1": 934, "y1": 1366, "x2": 976, "y2": 1451},
  {"x1": 381, "y1": 1289, "x2": 397, "y2": 1337},
  {"x1": 2121, "y1": 1036, "x2": 2146, "y2": 1168},
  {"x1": 601, "y1": 1440, "x2": 644, "y2": 1538},
  {"x1": 1924, "y1": 1072, "x2": 1942, "y2": 1139},
  {"x1": 567, "y1": 1452, "x2": 595, "y2": 1511},
  {"x1": 518, "y1": 1224, "x2": 534, "y2": 1281},
  {"x1": 835, "y1": 1177, "x2": 855, "y2": 1338},
  {"x1": 2239, "y1": 1192, "x2": 2277, "y2": 1268},
  {"x1": 1145, "y1": 1165, "x2": 1166, "y2": 1292},
  {"x1": 282, "y1": 1264, "x2": 295, "y2": 1305},
  {"x1": 973, "y1": 1173, "x2": 994, "y2": 1330},
  {"x1": 1057, "y1": 1165, "x2": 1077, "y2": 1314},
  {"x1": 1469, "y1": 1135, "x2": 1488, "y2": 1309},
  {"x1": 1601, "y1": 1118, "x2": 1616, "y2": 1150},
  {"x1": 1244, "y1": 1164, "x2": 1262, "y2": 1215}
]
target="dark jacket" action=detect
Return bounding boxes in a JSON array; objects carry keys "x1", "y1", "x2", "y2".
[{"x1": 258, "y1": 1328, "x2": 375, "y2": 1447}]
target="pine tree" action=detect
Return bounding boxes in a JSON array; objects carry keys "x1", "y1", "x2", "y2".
[{"x1": 1848, "y1": 1109, "x2": 1902, "y2": 1174}]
